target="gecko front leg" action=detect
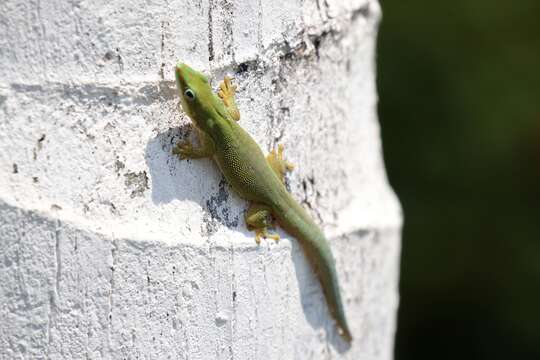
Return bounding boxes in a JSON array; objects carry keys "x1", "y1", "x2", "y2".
[{"x1": 173, "y1": 128, "x2": 215, "y2": 160}]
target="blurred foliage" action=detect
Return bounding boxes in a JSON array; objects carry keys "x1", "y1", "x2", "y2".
[{"x1": 377, "y1": 0, "x2": 540, "y2": 359}]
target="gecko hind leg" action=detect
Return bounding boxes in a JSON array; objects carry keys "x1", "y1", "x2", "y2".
[
  {"x1": 217, "y1": 75, "x2": 241, "y2": 121},
  {"x1": 267, "y1": 144, "x2": 295, "y2": 183},
  {"x1": 245, "y1": 203, "x2": 280, "y2": 244}
]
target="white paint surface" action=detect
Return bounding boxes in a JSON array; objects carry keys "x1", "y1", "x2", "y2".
[{"x1": 0, "y1": 0, "x2": 401, "y2": 358}]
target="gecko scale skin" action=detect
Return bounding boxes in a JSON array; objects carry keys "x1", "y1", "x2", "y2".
[{"x1": 173, "y1": 63, "x2": 352, "y2": 342}]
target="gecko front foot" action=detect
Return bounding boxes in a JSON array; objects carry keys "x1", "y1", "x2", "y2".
[
  {"x1": 217, "y1": 76, "x2": 240, "y2": 121},
  {"x1": 173, "y1": 141, "x2": 194, "y2": 160},
  {"x1": 218, "y1": 76, "x2": 237, "y2": 102},
  {"x1": 173, "y1": 130, "x2": 215, "y2": 160},
  {"x1": 267, "y1": 144, "x2": 295, "y2": 183}
]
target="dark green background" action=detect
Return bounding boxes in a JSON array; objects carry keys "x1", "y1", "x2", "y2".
[{"x1": 377, "y1": 1, "x2": 540, "y2": 359}]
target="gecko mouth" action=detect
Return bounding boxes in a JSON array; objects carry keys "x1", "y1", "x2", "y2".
[{"x1": 175, "y1": 63, "x2": 187, "y2": 90}]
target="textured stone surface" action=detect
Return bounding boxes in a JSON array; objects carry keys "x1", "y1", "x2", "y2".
[{"x1": 0, "y1": 0, "x2": 401, "y2": 358}]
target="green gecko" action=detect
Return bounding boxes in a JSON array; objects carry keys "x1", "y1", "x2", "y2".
[{"x1": 173, "y1": 63, "x2": 352, "y2": 342}]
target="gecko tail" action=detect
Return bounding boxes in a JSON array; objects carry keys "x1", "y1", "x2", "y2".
[
  {"x1": 338, "y1": 322, "x2": 353, "y2": 343},
  {"x1": 272, "y1": 198, "x2": 353, "y2": 343},
  {"x1": 314, "y1": 245, "x2": 353, "y2": 343},
  {"x1": 299, "y1": 228, "x2": 353, "y2": 343}
]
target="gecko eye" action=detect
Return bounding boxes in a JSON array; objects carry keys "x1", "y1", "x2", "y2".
[{"x1": 184, "y1": 89, "x2": 195, "y2": 101}]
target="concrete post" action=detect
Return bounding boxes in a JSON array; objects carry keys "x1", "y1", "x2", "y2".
[{"x1": 0, "y1": 0, "x2": 401, "y2": 358}]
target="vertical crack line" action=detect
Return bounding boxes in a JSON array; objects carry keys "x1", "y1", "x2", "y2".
[
  {"x1": 247, "y1": 263, "x2": 259, "y2": 345},
  {"x1": 160, "y1": 21, "x2": 166, "y2": 80},
  {"x1": 208, "y1": 0, "x2": 215, "y2": 61},
  {"x1": 223, "y1": 0, "x2": 235, "y2": 59},
  {"x1": 47, "y1": 220, "x2": 62, "y2": 355},
  {"x1": 256, "y1": 0, "x2": 263, "y2": 52},
  {"x1": 283, "y1": 247, "x2": 291, "y2": 357},
  {"x1": 261, "y1": 253, "x2": 269, "y2": 312},
  {"x1": 323, "y1": 0, "x2": 331, "y2": 19},
  {"x1": 47, "y1": 290, "x2": 54, "y2": 353},
  {"x1": 209, "y1": 241, "x2": 219, "y2": 349},
  {"x1": 36, "y1": 0, "x2": 46, "y2": 37},
  {"x1": 315, "y1": 0, "x2": 322, "y2": 17},
  {"x1": 229, "y1": 242, "x2": 236, "y2": 360},
  {"x1": 107, "y1": 239, "x2": 117, "y2": 354},
  {"x1": 55, "y1": 220, "x2": 62, "y2": 299},
  {"x1": 35, "y1": 0, "x2": 47, "y2": 69},
  {"x1": 15, "y1": 226, "x2": 31, "y2": 309}
]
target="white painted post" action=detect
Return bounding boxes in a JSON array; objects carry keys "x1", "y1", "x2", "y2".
[{"x1": 0, "y1": 0, "x2": 401, "y2": 358}]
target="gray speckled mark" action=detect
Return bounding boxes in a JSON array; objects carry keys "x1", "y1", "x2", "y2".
[
  {"x1": 205, "y1": 178, "x2": 239, "y2": 229},
  {"x1": 124, "y1": 171, "x2": 149, "y2": 198}
]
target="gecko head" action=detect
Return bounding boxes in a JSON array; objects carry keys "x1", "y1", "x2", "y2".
[{"x1": 175, "y1": 63, "x2": 217, "y2": 131}]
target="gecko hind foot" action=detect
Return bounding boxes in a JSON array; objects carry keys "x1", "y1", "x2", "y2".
[
  {"x1": 254, "y1": 228, "x2": 280, "y2": 245},
  {"x1": 245, "y1": 203, "x2": 280, "y2": 244}
]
